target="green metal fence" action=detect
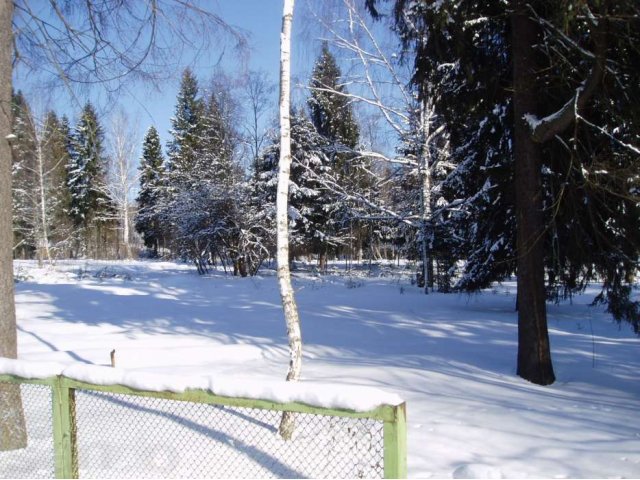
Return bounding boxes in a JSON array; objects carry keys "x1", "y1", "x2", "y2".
[{"x1": 0, "y1": 374, "x2": 406, "y2": 479}]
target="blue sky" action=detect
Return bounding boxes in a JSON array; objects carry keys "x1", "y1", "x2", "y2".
[
  {"x1": 13, "y1": 1, "x2": 324, "y2": 151},
  {"x1": 137, "y1": 1, "x2": 291, "y2": 142},
  {"x1": 116, "y1": 1, "x2": 312, "y2": 146},
  {"x1": 13, "y1": 1, "x2": 402, "y2": 161}
]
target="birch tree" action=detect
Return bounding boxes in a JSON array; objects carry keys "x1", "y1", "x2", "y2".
[
  {"x1": 10, "y1": 99, "x2": 72, "y2": 264},
  {"x1": 106, "y1": 111, "x2": 139, "y2": 259},
  {"x1": 309, "y1": 0, "x2": 452, "y2": 288},
  {"x1": 242, "y1": 70, "x2": 276, "y2": 170},
  {"x1": 10, "y1": 91, "x2": 37, "y2": 259},
  {"x1": 277, "y1": 0, "x2": 302, "y2": 441}
]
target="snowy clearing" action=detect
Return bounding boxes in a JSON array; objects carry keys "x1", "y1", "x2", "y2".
[{"x1": 8, "y1": 259, "x2": 640, "y2": 478}]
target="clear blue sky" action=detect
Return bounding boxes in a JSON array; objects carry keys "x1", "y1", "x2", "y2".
[
  {"x1": 136, "y1": 1, "x2": 289, "y2": 143},
  {"x1": 13, "y1": 0, "x2": 324, "y2": 153},
  {"x1": 121, "y1": 1, "x2": 305, "y2": 146}
]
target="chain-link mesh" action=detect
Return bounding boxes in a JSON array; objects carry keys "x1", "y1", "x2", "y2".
[
  {"x1": 74, "y1": 390, "x2": 384, "y2": 479},
  {"x1": 0, "y1": 383, "x2": 54, "y2": 479}
]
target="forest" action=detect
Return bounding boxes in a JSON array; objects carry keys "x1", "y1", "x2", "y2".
[
  {"x1": 9, "y1": 2, "x2": 640, "y2": 344},
  {"x1": 1, "y1": 1, "x2": 639, "y2": 477}
]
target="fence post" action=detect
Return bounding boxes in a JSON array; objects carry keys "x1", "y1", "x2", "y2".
[
  {"x1": 52, "y1": 377, "x2": 78, "y2": 479},
  {"x1": 383, "y1": 402, "x2": 407, "y2": 479}
]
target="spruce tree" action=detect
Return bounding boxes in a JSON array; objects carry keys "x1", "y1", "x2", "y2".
[
  {"x1": 163, "y1": 68, "x2": 250, "y2": 273},
  {"x1": 135, "y1": 126, "x2": 165, "y2": 256},
  {"x1": 254, "y1": 111, "x2": 344, "y2": 266},
  {"x1": 68, "y1": 102, "x2": 114, "y2": 257},
  {"x1": 199, "y1": 80, "x2": 248, "y2": 273},
  {"x1": 367, "y1": 0, "x2": 640, "y2": 383},
  {"x1": 201, "y1": 82, "x2": 240, "y2": 187},
  {"x1": 10, "y1": 91, "x2": 37, "y2": 259},
  {"x1": 166, "y1": 68, "x2": 206, "y2": 190},
  {"x1": 308, "y1": 43, "x2": 372, "y2": 268},
  {"x1": 308, "y1": 42, "x2": 359, "y2": 149},
  {"x1": 40, "y1": 111, "x2": 74, "y2": 257}
]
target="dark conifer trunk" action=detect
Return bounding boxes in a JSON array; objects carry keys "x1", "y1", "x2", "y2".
[{"x1": 511, "y1": 1, "x2": 555, "y2": 385}]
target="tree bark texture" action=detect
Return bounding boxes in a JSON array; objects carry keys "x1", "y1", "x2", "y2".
[
  {"x1": 419, "y1": 99, "x2": 432, "y2": 294},
  {"x1": 0, "y1": 0, "x2": 28, "y2": 450},
  {"x1": 277, "y1": 0, "x2": 302, "y2": 441},
  {"x1": 511, "y1": 2, "x2": 555, "y2": 386}
]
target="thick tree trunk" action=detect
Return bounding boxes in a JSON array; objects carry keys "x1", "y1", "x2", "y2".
[
  {"x1": 277, "y1": 0, "x2": 302, "y2": 440},
  {"x1": 0, "y1": 0, "x2": 28, "y2": 451},
  {"x1": 0, "y1": 0, "x2": 15, "y2": 355},
  {"x1": 318, "y1": 251, "x2": 328, "y2": 273},
  {"x1": 511, "y1": 2, "x2": 555, "y2": 386}
]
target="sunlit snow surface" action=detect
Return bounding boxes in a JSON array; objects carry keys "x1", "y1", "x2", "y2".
[{"x1": 7, "y1": 259, "x2": 640, "y2": 478}]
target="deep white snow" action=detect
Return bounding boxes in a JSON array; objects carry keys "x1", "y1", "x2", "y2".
[
  {"x1": 0, "y1": 358, "x2": 402, "y2": 412},
  {"x1": 7, "y1": 259, "x2": 640, "y2": 478}
]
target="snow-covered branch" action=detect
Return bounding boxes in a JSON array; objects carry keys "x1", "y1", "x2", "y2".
[{"x1": 527, "y1": 8, "x2": 608, "y2": 144}]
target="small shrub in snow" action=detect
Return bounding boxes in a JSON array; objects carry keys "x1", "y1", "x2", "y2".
[
  {"x1": 13, "y1": 266, "x2": 32, "y2": 283},
  {"x1": 93, "y1": 266, "x2": 132, "y2": 281},
  {"x1": 345, "y1": 277, "x2": 364, "y2": 289}
]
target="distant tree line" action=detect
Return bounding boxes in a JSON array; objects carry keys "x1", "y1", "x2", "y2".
[
  {"x1": 134, "y1": 56, "x2": 376, "y2": 276},
  {"x1": 11, "y1": 95, "x2": 121, "y2": 261}
]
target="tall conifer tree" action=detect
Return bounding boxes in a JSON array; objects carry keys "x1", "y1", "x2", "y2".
[
  {"x1": 68, "y1": 102, "x2": 113, "y2": 257},
  {"x1": 135, "y1": 126, "x2": 165, "y2": 256},
  {"x1": 308, "y1": 42, "x2": 359, "y2": 149},
  {"x1": 308, "y1": 43, "x2": 371, "y2": 267},
  {"x1": 367, "y1": 0, "x2": 640, "y2": 383},
  {"x1": 253, "y1": 112, "x2": 343, "y2": 262},
  {"x1": 10, "y1": 91, "x2": 37, "y2": 258},
  {"x1": 166, "y1": 68, "x2": 206, "y2": 189}
]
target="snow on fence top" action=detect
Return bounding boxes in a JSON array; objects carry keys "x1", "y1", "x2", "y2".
[{"x1": 0, "y1": 357, "x2": 404, "y2": 412}]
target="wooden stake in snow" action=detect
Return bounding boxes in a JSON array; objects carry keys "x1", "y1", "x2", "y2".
[
  {"x1": 276, "y1": 0, "x2": 302, "y2": 441},
  {"x1": 110, "y1": 349, "x2": 116, "y2": 368}
]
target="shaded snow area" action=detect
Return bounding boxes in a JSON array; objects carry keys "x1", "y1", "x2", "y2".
[{"x1": 9, "y1": 260, "x2": 640, "y2": 478}]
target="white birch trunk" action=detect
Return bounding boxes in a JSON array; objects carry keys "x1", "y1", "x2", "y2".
[
  {"x1": 277, "y1": 0, "x2": 302, "y2": 441},
  {"x1": 123, "y1": 204, "x2": 131, "y2": 259},
  {"x1": 419, "y1": 99, "x2": 432, "y2": 294},
  {"x1": 107, "y1": 112, "x2": 137, "y2": 260},
  {"x1": 35, "y1": 138, "x2": 51, "y2": 265}
]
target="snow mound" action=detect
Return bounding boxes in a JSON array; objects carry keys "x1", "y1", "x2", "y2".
[
  {"x1": 0, "y1": 357, "x2": 67, "y2": 379},
  {"x1": 0, "y1": 358, "x2": 403, "y2": 413},
  {"x1": 452, "y1": 464, "x2": 503, "y2": 479},
  {"x1": 62, "y1": 363, "x2": 209, "y2": 393},
  {"x1": 208, "y1": 374, "x2": 404, "y2": 411}
]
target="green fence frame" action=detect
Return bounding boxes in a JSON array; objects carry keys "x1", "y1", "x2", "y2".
[{"x1": 0, "y1": 374, "x2": 407, "y2": 479}]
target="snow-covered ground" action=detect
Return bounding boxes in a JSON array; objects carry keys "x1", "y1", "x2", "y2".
[{"x1": 7, "y1": 260, "x2": 640, "y2": 478}]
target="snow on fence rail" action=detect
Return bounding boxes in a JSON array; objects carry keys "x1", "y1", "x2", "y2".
[{"x1": 0, "y1": 359, "x2": 406, "y2": 479}]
